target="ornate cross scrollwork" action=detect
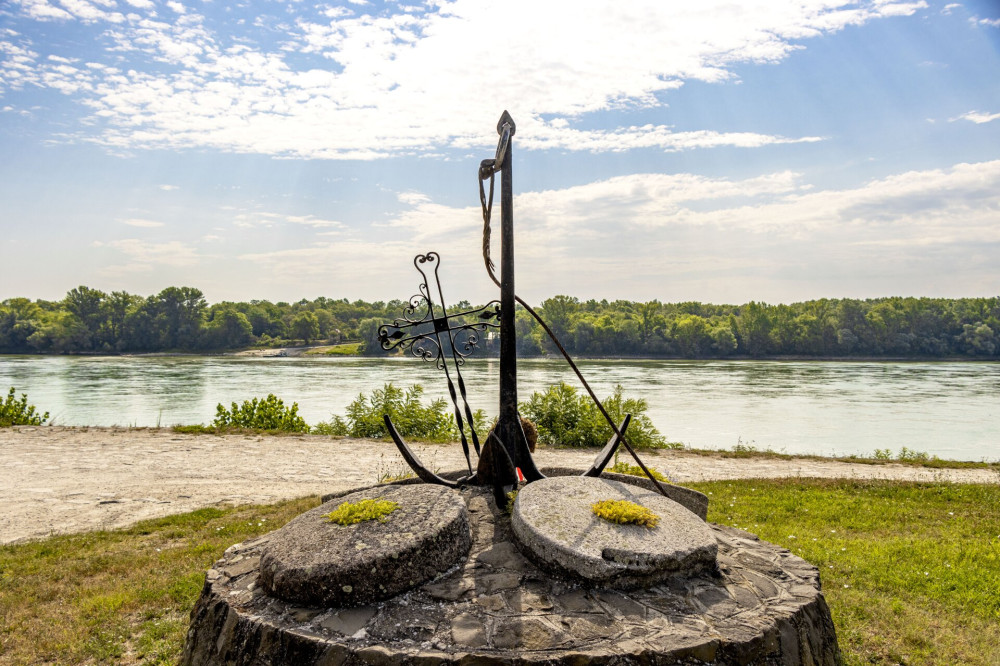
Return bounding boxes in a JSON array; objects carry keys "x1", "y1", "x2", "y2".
[{"x1": 377, "y1": 252, "x2": 499, "y2": 476}]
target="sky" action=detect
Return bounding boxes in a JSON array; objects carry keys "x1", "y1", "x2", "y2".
[{"x1": 1, "y1": 0, "x2": 999, "y2": 307}]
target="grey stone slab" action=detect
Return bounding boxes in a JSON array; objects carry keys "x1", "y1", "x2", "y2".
[
  {"x1": 259, "y1": 484, "x2": 470, "y2": 607},
  {"x1": 182, "y1": 484, "x2": 840, "y2": 666},
  {"x1": 541, "y1": 466, "x2": 710, "y2": 520},
  {"x1": 511, "y1": 476, "x2": 717, "y2": 588}
]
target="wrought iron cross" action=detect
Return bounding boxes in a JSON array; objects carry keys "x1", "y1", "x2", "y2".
[{"x1": 378, "y1": 252, "x2": 500, "y2": 476}]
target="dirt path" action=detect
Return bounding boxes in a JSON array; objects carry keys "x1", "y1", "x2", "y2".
[{"x1": 2, "y1": 427, "x2": 995, "y2": 544}]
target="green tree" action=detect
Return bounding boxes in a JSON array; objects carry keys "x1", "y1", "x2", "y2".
[
  {"x1": 206, "y1": 307, "x2": 253, "y2": 349},
  {"x1": 734, "y1": 301, "x2": 773, "y2": 356},
  {"x1": 152, "y1": 286, "x2": 207, "y2": 349},
  {"x1": 104, "y1": 291, "x2": 139, "y2": 350},
  {"x1": 63, "y1": 286, "x2": 107, "y2": 350},
  {"x1": 0, "y1": 298, "x2": 42, "y2": 352},
  {"x1": 357, "y1": 317, "x2": 387, "y2": 356},
  {"x1": 290, "y1": 311, "x2": 320, "y2": 344}
]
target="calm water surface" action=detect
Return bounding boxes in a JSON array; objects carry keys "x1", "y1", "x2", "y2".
[{"x1": 2, "y1": 356, "x2": 997, "y2": 461}]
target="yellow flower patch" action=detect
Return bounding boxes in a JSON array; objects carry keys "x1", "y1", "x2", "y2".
[
  {"x1": 591, "y1": 499, "x2": 660, "y2": 528},
  {"x1": 324, "y1": 499, "x2": 399, "y2": 526}
]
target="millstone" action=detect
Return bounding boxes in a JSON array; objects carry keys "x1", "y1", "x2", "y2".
[
  {"x1": 511, "y1": 476, "x2": 717, "y2": 588},
  {"x1": 259, "y1": 483, "x2": 470, "y2": 607},
  {"x1": 182, "y1": 480, "x2": 841, "y2": 665}
]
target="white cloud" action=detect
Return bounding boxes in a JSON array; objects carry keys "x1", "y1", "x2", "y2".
[
  {"x1": 18, "y1": 0, "x2": 74, "y2": 21},
  {"x1": 159, "y1": 184, "x2": 179, "y2": 190},
  {"x1": 122, "y1": 217, "x2": 165, "y2": 227},
  {"x1": 8, "y1": 0, "x2": 921, "y2": 158},
  {"x1": 101, "y1": 238, "x2": 200, "y2": 273},
  {"x1": 125, "y1": 0, "x2": 155, "y2": 8},
  {"x1": 977, "y1": 17, "x2": 1000, "y2": 28},
  {"x1": 950, "y1": 110, "x2": 1000, "y2": 124},
  {"x1": 409, "y1": 160, "x2": 1000, "y2": 301},
  {"x1": 284, "y1": 215, "x2": 344, "y2": 228}
]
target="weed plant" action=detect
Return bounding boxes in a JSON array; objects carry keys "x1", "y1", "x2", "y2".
[
  {"x1": 314, "y1": 383, "x2": 479, "y2": 442},
  {"x1": 212, "y1": 394, "x2": 308, "y2": 432},
  {"x1": 0, "y1": 387, "x2": 49, "y2": 427},
  {"x1": 519, "y1": 382, "x2": 679, "y2": 449}
]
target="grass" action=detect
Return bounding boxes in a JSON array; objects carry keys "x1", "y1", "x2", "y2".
[
  {"x1": 2, "y1": 480, "x2": 997, "y2": 665},
  {"x1": 680, "y1": 438, "x2": 1000, "y2": 471},
  {"x1": 692, "y1": 478, "x2": 1000, "y2": 665},
  {"x1": 0, "y1": 497, "x2": 319, "y2": 665},
  {"x1": 303, "y1": 342, "x2": 363, "y2": 356}
]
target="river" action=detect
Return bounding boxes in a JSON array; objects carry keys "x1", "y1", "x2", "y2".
[{"x1": 1, "y1": 356, "x2": 997, "y2": 461}]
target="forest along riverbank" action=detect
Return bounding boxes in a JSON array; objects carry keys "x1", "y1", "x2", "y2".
[{"x1": 2, "y1": 427, "x2": 996, "y2": 545}]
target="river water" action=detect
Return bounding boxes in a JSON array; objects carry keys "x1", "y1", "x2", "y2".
[{"x1": 1, "y1": 356, "x2": 997, "y2": 461}]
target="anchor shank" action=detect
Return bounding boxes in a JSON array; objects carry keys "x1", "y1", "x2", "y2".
[{"x1": 499, "y1": 127, "x2": 517, "y2": 431}]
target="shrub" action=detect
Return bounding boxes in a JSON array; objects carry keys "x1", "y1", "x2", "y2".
[
  {"x1": 318, "y1": 383, "x2": 459, "y2": 442},
  {"x1": 1, "y1": 387, "x2": 49, "y2": 427},
  {"x1": 519, "y1": 382, "x2": 675, "y2": 449},
  {"x1": 212, "y1": 394, "x2": 309, "y2": 432}
]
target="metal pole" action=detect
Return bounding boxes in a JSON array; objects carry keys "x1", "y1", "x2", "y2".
[{"x1": 498, "y1": 122, "x2": 518, "y2": 431}]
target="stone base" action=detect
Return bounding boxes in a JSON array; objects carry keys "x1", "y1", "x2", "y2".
[{"x1": 182, "y1": 480, "x2": 840, "y2": 665}]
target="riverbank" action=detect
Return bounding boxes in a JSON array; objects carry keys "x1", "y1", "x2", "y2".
[{"x1": 2, "y1": 426, "x2": 996, "y2": 545}]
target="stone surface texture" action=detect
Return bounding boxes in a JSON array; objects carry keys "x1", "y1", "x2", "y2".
[
  {"x1": 259, "y1": 484, "x2": 470, "y2": 607},
  {"x1": 512, "y1": 476, "x2": 718, "y2": 588},
  {"x1": 550, "y1": 467, "x2": 710, "y2": 521},
  {"x1": 183, "y1": 476, "x2": 840, "y2": 665}
]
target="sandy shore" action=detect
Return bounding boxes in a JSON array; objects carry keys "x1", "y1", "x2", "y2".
[{"x1": 2, "y1": 426, "x2": 996, "y2": 544}]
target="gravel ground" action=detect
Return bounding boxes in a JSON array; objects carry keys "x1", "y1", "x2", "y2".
[{"x1": 2, "y1": 426, "x2": 996, "y2": 544}]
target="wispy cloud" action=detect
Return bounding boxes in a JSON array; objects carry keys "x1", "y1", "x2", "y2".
[
  {"x1": 122, "y1": 217, "x2": 164, "y2": 227},
  {"x1": 236, "y1": 160, "x2": 1000, "y2": 302},
  {"x1": 96, "y1": 238, "x2": 200, "y2": 275},
  {"x1": 950, "y1": 110, "x2": 1000, "y2": 124},
  {"x1": 3, "y1": 0, "x2": 921, "y2": 159}
]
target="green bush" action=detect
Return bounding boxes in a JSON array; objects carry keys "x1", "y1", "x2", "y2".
[
  {"x1": 1, "y1": 387, "x2": 50, "y2": 427},
  {"x1": 212, "y1": 394, "x2": 308, "y2": 432},
  {"x1": 519, "y1": 382, "x2": 675, "y2": 449},
  {"x1": 316, "y1": 383, "x2": 460, "y2": 442}
]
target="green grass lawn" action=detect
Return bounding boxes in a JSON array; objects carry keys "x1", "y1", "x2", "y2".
[{"x1": 1, "y1": 480, "x2": 997, "y2": 665}]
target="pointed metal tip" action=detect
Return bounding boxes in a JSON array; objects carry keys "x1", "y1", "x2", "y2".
[{"x1": 497, "y1": 110, "x2": 515, "y2": 137}]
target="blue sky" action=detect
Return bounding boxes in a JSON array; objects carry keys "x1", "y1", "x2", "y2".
[{"x1": 1, "y1": 0, "x2": 999, "y2": 306}]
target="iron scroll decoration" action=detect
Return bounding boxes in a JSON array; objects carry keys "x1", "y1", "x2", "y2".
[
  {"x1": 378, "y1": 112, "x2": 670, "y2": 507},
  {"x1": 378, "y1": 253, "x2": 500, "y2": 370},
  {"x1": 377, "y1": 252, "x2": 499, "y2": 479}
]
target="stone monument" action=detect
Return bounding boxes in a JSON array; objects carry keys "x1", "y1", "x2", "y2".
[{"x1": 181, "y1": 113, "x2": 840, "y2": 665}]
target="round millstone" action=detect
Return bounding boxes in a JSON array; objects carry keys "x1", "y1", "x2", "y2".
[
  {"x1": 512, "y1": 476, "x2": 718, "y2": 587},
  {"x1": 259, "y1": 483, "x2": 470, "y2": 607},
  {"x1": 183, "y1": 480, "x2": 841, "y2": 665}
]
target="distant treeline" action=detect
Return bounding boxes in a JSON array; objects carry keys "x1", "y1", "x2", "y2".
[{"x1": 1, "y1": 286, "x2": 998, "y2": 358}]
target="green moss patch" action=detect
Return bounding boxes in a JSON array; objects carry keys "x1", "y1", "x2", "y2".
[
  {"x1": 591, "y1": 499, "x2": 660, "y2": 528},
  {"x1": 324, "y1": 499, "x2": 399, "y2": 526}
]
